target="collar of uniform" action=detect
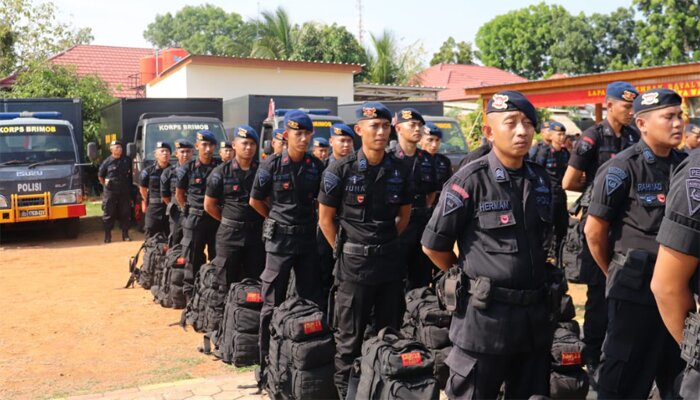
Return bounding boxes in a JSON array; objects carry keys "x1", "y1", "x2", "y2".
[
  {"x1": 356, "y1": 148, "x2": 389, "y2": 172},
  {"x1": 601, "y1": 119, "x2": 614, "y2": 136},
  {"x1": 636, "y1": 139, "x2": 657, "y2": 164},
  {"x1": 487, "y1": 150, "x2": 510, "y2": 182},
  {"x1": 232, "y1": 160, "x2": 239, "y2": 169}
]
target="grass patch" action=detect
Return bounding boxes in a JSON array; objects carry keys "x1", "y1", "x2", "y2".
[
  {"x1": 224, "y1": 364, "x2": 257, "y2": 373},
  {"x1": 84, "y1": 201, "x2": 102, "y2": 218}
]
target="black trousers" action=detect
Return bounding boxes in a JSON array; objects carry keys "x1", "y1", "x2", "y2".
[
  {"x1": 598, "y1": 298, "x2": 684, "y2": 399},
  {"x1": 400, "y1": 215, "x2": 434, "y2": 290},
  {"x1": 445, "y1": 345, "x2": 550, "y2": 399},
  {"x1": 334, "y1": 279, "x2": 405, "y2": 398},
  {"x1": 181, "y1": 213, "x2": 218, "y2": 299},
  {"x1": 258, "y1": 251, "x2": 322, "y2": 375},
  {"x1": 144, "y1": 203, "x2": 168, "y2": 238},
  {"x1": 102, "y1": 189, "x2": 131, "y2": 231},
  {"x1": 579, "y1": 214, "x2": 608, "y2": 368},
  {"x1": 215, "y1": 222, "x2": 265, "y2": 286},
  {"x1": 317, "y1": 226, "x2": 335, "y2": 310},
  {"x1": 167, "y1": 204, "x2": 183, "y2": 247}
]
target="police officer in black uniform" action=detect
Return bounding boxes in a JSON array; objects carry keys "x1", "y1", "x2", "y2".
[
  {"x1": 249, "y1": 110, "x2": 324, "y2": 385},
  {"x1": 312, "y1": 137, "x2": 330, "y2": 163},
  {"x1": 204, "y1": 126, "x2": 264, "y2": 285},
  {"x1": 422, "y1": 91, "x2": 554, "y2": 399},
  {"x1": 161, "y1": 139, "x2": 193, "y2": 247},
  {"x1": 562, "y1": 81, "x2": 639, "y2": 377},
  {"x1": 584, "y1": 88, "x2": 686, "y2": 398},
  {"x1": 98, "y1": 140, "x2": 133, "y2": 243},
  {"x1": 421, "y1": 122, "x2": 453, "y2": 189},
  {"x1": 138, "y1": 141, "x2": 171, "y2": 238},
  {"x1": 219, "y1": 140, "x2": 234, "y2": 162},
  {"x1": 683, "y1": 123, "x2": 700, "y2": 155},
  {"x1": 389, "y1": 108, "x2": 438, "y2": 290},
  {"x1": 175, "y1": 130, "x2": 220, "y2": 299},
  {"x1": 535, "y1": 121, "x2": 570, "y2": 259},
  {"x1": 318, "y1": 101, "x2": 412, "y2": 398},
  {"x1": 652, "y1": 152, "x2": 700, "y2": 400},
  {"x1": 527, "y1": 119, "x2": 551, "y2": 161},
  {"x1": 328, "y1": 123, "x2": 355, "y2": 166}
]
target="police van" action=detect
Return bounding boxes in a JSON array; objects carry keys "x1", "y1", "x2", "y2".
[{"x1": 0, "y1": 99, "x2": 88, "y2": 238}]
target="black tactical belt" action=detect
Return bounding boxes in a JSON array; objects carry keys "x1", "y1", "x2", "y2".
[
  {"x1": 189, "y1": 208, "x2": 204, "y2": 216},
  {"x1": 470, "y1": 279, "x2": 546, "y2": 306},
  {"x1": 220, "y1": 217, "x2": 257, "y2": 229},
  {"x1": 149, "y1": 197, "x2": 163, "y2": 204},
  {"x1": 342, "y1": 241, "x2": 399, "y2": 257},
  {"x1": 275, "y1": 222, "x2": 314, "y2": 235}
]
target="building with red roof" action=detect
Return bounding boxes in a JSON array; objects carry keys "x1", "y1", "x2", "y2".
[{"x1": 413, "y1": 63, "x2": 527, "y2": 102}]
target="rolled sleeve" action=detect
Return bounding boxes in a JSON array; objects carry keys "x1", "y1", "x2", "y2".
[
  {"x1": 420, "y1": 178, "x2": 471, "y2": 251},
  {"x1": 175, "y1": 165, "x2": 189, "y2": 190},
  {"x1": 138, "y1": 169, "x2": 149, "y2": 188},
  {"x1": 205, "y1": 170, "x2": 223, "y2": 198},
  {"x1": 250, "y1": 161, "x2": 273, "y2": 201},
  {"x1": 588, "y1": 161, "x2": 630, "y2": 222},
  {"x1": 657, "y1": 215, "x2": 700, "y2": 256},
  {"x1": 318, "y1": 165, "x2": 342, "y2": 208}
]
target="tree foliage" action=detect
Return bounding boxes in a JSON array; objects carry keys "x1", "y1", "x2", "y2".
[
  {"x1": 8, "y1": 63, "x2": 114, "y2": 147},
  {"x1": 0, "y1": 0, "x2": 93, "y2": 75},
  {"x1": 634, "y1": 0, "x2": 700, "y2": 66},
  {"x1": 430, "y1": 37, "x2": 475, "y2": 65},
  {"x1": 364, "y1": 30, "x2": 426, "y2": 85}
]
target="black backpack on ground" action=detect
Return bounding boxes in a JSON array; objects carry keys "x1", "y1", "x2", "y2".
[
  {"x1": 350, "y1": 326, "x2": 439, "y2": 400},
  {"x1": 125, "y1": 232, "x2": 168, "y2": 289},
  {"x1": 560, "y1": 218, "x2": 583, "y2": 284},
  {"x1": 214, "y1": 278, "x2": 263, "y2": 366},
  {"x1": 180, "y1": 260, "x2": 228, "y2": 334},
  {"x1": 265, "y1": 297, "x2": 337, "y2": 400},
  {"x1": 153, "y1": 244, "x2": 187, "y2": 309},
  {"x1": 550, "y1": 322, "x2": 589, "y2": 399},
  {"x1": 401, "y1": 287, "x2": 452, "y2": 389}
]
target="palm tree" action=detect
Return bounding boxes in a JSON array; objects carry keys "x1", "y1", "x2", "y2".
[{"x1": 251, "y1": 7, "x2": 297, "y2": 59}]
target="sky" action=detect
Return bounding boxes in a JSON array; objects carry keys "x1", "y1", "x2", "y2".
[{"x1": 51, "y1": 0, "x2": 632, "y2": 58}]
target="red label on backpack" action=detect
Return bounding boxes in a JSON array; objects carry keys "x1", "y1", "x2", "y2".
[
  {"x1": 561, "y1": 352, "x2": 582, "y2": 366},
  {"x1": 401, "y1": 352, "x2": 423, "y2": 367},
  {"x1": 303, "y1": 320, "x2": 323, "y2": 335},
  {"x1": 246, "y1": 292, "x2": 262, "y2": 303},
  {"x1": 162, "y1": 245, "x2": 169, "y2": 252},
  {"x1": 176, "y1": 257, "x2": 186, "y2": 265}
]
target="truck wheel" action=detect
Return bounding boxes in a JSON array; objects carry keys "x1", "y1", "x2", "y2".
[{"x1": 64, "y1": 217, "x2": 80, "y2": 239}]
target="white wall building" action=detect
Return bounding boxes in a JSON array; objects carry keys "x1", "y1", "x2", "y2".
[{"x1": 146, "y1": 55, "x2": 362, "y2": 104}]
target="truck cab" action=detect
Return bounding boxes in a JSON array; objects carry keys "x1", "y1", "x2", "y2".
[
  {"x1": 0, "y1": 112, "x2": 86, "y2": 237},
  {"x1": 423, "y1": 116, "x2": 469, "y2": 170},
  {"x1": 259, "y1": 109, "x2": 345, "y2": 157}
]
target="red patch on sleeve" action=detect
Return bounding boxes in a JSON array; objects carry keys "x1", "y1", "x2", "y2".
[
  {"x1": 401, "y1": 352, "x2": 423, "y2": 366},
  {"x1": 450, "y1": 184, "x2": 469, "y2": 200},
  {"x1": 303, "y1": 320, "x2": 323, "y2": 335},
  {"x1": 582, "y1": 136, "x2": 595, "y2": 145}
]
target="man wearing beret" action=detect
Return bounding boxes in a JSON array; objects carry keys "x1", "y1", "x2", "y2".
[
  {"x1": 534, "y1": 121, "x2": 570, "y2": 260},
  {"x1": 176, "y1": 130, "x2": 220, "y2": 300},
  {"x1": 328, "y1": 123, "x2": 355, "y2": 166},
  {"x1": 204, "y1": 126, "x2": 264, "y2": 285},
  {"x1": 161, "y1": 139, "x2": 193, "y2": 247},
  {"x1": 318, "y1": 101, "x2": 412, "y2": 398},
  {"x1": 138, "y1": 142, "x2": 171, "y2": 238},
  {"x1": 271, "y1": 128, "x2": 287, "y2": 155},
  {"x1": 98, "y1": 140, "x2": 133, "y2": 243},
  {"x1": 219, "y1": 140, "x2": 234, "y2": 162},
  {"x1": 528, "y1": 120, "x2": 551, "y2": 162},
  {"x1": 249, "y1": 110, "x2": 325, "y2": 388},
  {"x1": 422, "y1": 91, "x2": 554, "y2": 398},
  {"x1": 584, "y1": 88, "x2": 686, "y2": 398},
  {"x1": 683, "y1": 123, "x2": 700, "y2": 155},
  {"x1": 421, "y1": 121, "x2": 453, "y2": 190},
  {"x1": 562, "y1": 81, "x2": 640, "y2": 380},
  {"x1": 390, "y1": 107, "x2": 438, "y2": 290},
  {"x1": 312, "y1": 137, "x2": 330, "y2": 163}
]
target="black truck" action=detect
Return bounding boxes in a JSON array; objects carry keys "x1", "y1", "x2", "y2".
[
  {"x1": 223, "y1": 95, "x2": 345, "y2": 156},
  {"x1": 97, "y1": 98, "x2": 226, "y2": 228},
  {"x1": 0, "y1": 98, "x2": 88, "y2": 238},
  {"x1": 339, "y1": 100, "x2": 469, "y2": 170}
]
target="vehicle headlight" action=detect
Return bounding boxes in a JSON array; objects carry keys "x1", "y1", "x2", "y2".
[
  {"x1": 0, "y1": 194, "x2": 7, "y2": 208},
  {"x1": 53, "y1": 189, "x2": 82, "y2": 205}
]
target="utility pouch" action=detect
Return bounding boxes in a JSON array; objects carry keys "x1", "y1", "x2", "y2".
[
  {"x1": 262, "y1": 218, "x2": 276, "y2": 241},
  {"x1": 681, "y1": 312, "x2": 700, "y2": 369},
  {"x1": 469, "y1": 276, "x2": 492, "y2": 311},
  {"x1": 438, "y1": 265, "x2": 466, "y2": 314}
]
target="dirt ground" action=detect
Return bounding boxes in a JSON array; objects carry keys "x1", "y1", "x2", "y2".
[{"x1": 0, "y1": 216, "x2": 588, "y2": 400}]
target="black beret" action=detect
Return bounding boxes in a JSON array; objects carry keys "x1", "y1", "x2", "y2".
[
  {"x1": 486, "y1": 90, "x2": 538, "y2": 126},
  {"x1": 606, "y1": 81, "x2": 638, "y2": 102},
  {"x1": 174, "y1": 139, "x2": 193, "y2": 149},
  {"x1": 219, "y1": 141, "x2": 232, "y2": 149},
  {"x1": 284, "y1": 110, "x2": 313, "y2": 132},
  {"x1": 110, "y1": 140, "x2": 122, "y2": 147},
  {"x1": 633, "y1": 88, "x2": 682, "y2": 115},
  {"x1": 155, "y1": 141, "x2": 172, "y2": 152},
  {"x1": 424, "y1": 122, "x2": 442, "y2": 139},
  {"x1": 196, "y1": 130, "x2": 217, "y2": 144},
  {"x1": 394, "y1": 108, "x2": 425, "y2": 125},
  {"x1": 548, "y1": 121, "x2": 566, "y2": 133},
  {"x1": 355, "y1": 101, "x2": 392, "y2": 122},
  {"x1": 233, "y1": 124, "x2": 259, "y2": 144},
  {"x1": 685, "y1": 124, "x2": 700, "y2": 135},
  {"x1": 331, "y1": 123, "x2": 354, "y2": 138}
]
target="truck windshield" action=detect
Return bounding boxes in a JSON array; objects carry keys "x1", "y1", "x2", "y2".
[
  {"x1": 144, "y1": 122, "x2": 227, "y2": 160},
  {"x1": 431, "y1": 121, "x2": 469, "y2": 155},
  {"x1": 0, "y1": 124, "x2": 76, "y2": 163}
]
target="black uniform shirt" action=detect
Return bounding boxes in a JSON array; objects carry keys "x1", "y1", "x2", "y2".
[
  {"x1": 160, "y1": 164, "x2": 178, "y2": 200},
  {"x1": 139, "y1": 163, "x2": 168, "y2": 201},
  {"x1": 250, "y1": 150, "x2": 324, "y2": 227},
  {"x1": 568, "y1": 120, "x2": 639, "y2": 185},
  {"x1": 206, "y1": 159, "x2": 261, "y2": 222},
  {"x1": 535, "y1": 144, "x2": 570, "y2": 192},
  {"x1": 421, "y1": 150, "x2": 553, "y2": 354},
  {"x1": 389, "y1": 145, "x2": 437, "y2": 209},
  {"x1": 656, "y1": 153, "x2": 700, "y2": 291},
  {"x1": 176, "y1": 158, "x2": 220, "y2": 210},
  {"x1": 588, "y1": 140, "x2": 686, "y2": 256},
  {"x1": 433, "y1": 153, "x2": 452, "y2": 188},
  {"x1": 98, "y1": 155, "x2": 132, "y2": 193}
]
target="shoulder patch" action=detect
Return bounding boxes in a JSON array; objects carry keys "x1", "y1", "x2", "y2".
[
  {"x1": 324, "y1": 172, "x2": 341, "y2": 194},
  {"x1": 442, "y1": 192, "x2": 463, "y2": 217},
  {"x1": 689, "y1": 168, "x2": 700, "y2": 179},
  {"x1": 257, "y1": 168, "x2": 271, "y2": 186},
  {"x1": 686, "y1": 178, "x2": 700, "y2": 216}
]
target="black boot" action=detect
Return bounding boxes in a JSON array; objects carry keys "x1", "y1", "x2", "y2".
[
  {"x1": 104, "y1": 229, "x2": 112, "y2": 243},
  {"x1": 122, "y1": 230, "x2": 131, "y2": 241}
]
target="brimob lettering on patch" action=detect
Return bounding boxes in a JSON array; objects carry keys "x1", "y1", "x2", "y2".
[
  {"x1": 686, "y1": 179, "x2": 700, "y2": 216},
  {"x1": 324, "y1": 172, "x2": 341, "y2": 194},
  {"x1": 443, "y1": 192, "x2": 463, "y2": 216},
  {"x1": 607, "y1": 166, "x2": 627, "y2": 179},
  {"x1": 258, "y1": 168, "x2": 271, "y2": 186}
]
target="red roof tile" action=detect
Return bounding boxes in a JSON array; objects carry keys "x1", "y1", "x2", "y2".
[
  {"x1": 411, "y1": 64, "x2": 527, "y2": 101},
  {"x1": 49, "y1": 45, "x2": 155, "y2": 98}
]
